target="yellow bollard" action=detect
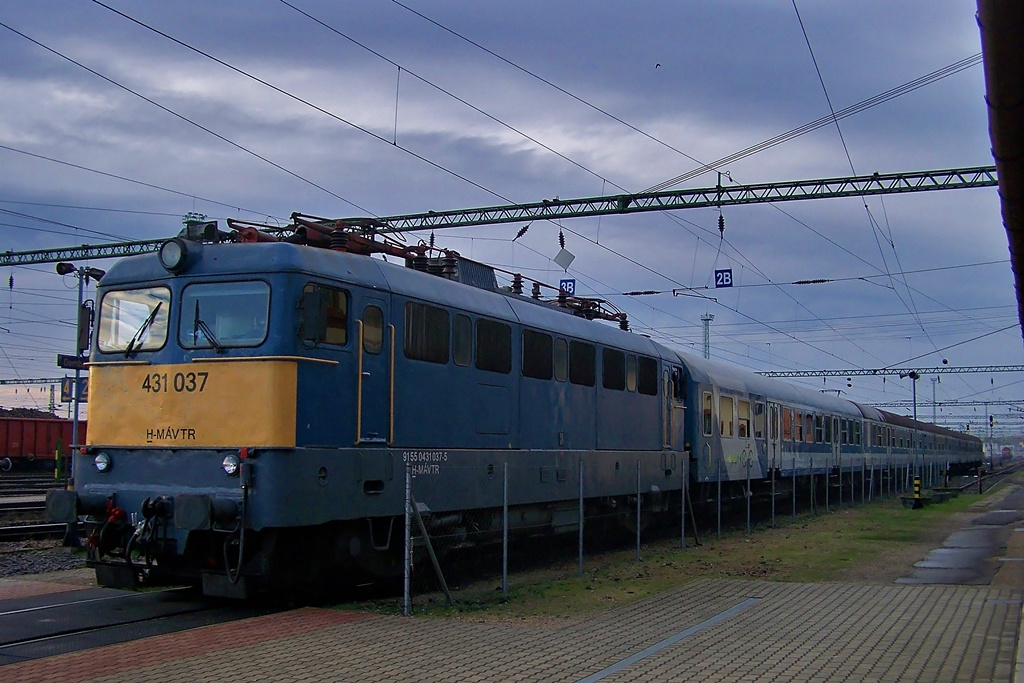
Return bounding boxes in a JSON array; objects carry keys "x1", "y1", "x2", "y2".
[{"x1": 913, "y1": 475, "x2": 922, "y2": 499}]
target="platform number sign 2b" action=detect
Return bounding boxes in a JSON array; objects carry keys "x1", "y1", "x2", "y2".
[
  {"x1": 714, "y1": 269, "x2": 733, "y2": 288},
  {"x1": 559, "y1": 278, "x2": 576, "y2": 295}
]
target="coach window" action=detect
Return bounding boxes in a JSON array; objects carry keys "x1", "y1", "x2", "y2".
[
  {"x1": 404, "y1": 301, "x2": 449, "y2": 363},
  {"x1": 362, "y1": 305, "x2": 383, "y2": 354},
  {"x1": 841, "y1": 419, "x2": 849, "y2": 445},
  {"x1": 738, "y1": 400, "x2": 750, "y2": 439},
  {"x1": 453, "y1": 314, "x2": 472, "y2": 367},
  {"x1": 720, "y1": 395, "x2": 735, "y2": 437},
  {"x1": 853, "y1": 421, "x2": 862, "y2": 446},
  {"x1": 522, "y1": 330, "x2": 553, "y2": 380},
  {"x1": 638, "y1": 356, "x2": 658, "y2": 395},
  {"x1": 476, "y1": 319, "x2": 511, "y2": 374},
  {"x1": 553, "y1": 338, "x2": 568, "y2": 381},
  {"x1": 794, "y1": 411, "x2": 803, "y2": 442},
  {"x1": 98, "y1": 285, "x2": 171, "y2": 353},
  {"x1": 626, "y1": 355, "x2": 638, "y2": 392},
  {"x1": 569, "y1": 341, "x2": 596, "y2": 386},
  {"x1": 702, "y1": 392, "x2": 713, "y2": 436},
  {"x1": 815, "y1": 415, "x2": 824, "y2": 443},
  {"x1": 824, "y1": 416, "x2": 833, "y2": 443},
  {"x1": 804, "y1": 413, "x2": 814, "y2": 444},
  {"x1": 754, "y1": 402, "x2": 765, "y2": 439},
  {"x1": 603, "y1": 348, "x2": 626, "y2": 390},
  {"x1": 782, "y1": 408, "x2": 792, "y2": 441}
]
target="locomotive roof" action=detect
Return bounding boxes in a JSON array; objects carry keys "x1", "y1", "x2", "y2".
[{"x1": 101, "y1": 241, "x2": 661, "y2": 356}]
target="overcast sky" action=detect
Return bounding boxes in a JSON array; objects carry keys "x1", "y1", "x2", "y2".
[{"x1": 0, "y1": 1, "x2": 1017, "y2": 434}]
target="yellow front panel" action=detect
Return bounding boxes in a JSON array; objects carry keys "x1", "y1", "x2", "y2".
[{"x1": 87, "y1": 360, "x2": 297, "y2": 447}]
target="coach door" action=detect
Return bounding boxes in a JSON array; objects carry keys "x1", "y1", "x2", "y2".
[
  {"x1": 663, "y1": 365, "x2": 686, "y2": 450},
  {"x1": 767, "y1": 402, "x2": 781, "y2": 470},
  {"x1": 356, "y1": 299, "x2": 393, "y2": 445},
  {"x1": 832, "y1": 416, "x2": 841, "y2": 466}
]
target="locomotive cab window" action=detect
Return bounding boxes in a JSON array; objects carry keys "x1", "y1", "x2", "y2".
[
  {"x1": 180, "y1": 281, "x2": 269, "y2": 349},
  {"x1": 98, "y1": 286, "x2": 171, "y2": 353}
]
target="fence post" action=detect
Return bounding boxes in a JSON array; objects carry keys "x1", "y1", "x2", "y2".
[
  {"x1": 770, "y1": 456, "x2": 776, "y2": 529},
  {"x1": 681, "y1": 461, "x2": 687, "y2": 549},
  {"x1": 578, "y1": 458, "x2": 584, "y2": 577},
  {"x1": 838, "y1": 455, "x2": 842, "y2": 509},
  {"x1": 403, "y1": 464, "x2": 412, "y2": 617},
  {"x1": 636, "y1": 459, "x2": 642, "y2": 561},
  {"x1": 811, "y1": 457, "x2": 816, "y2": 515},
  {"x1": 745, "y1": 457, "x2": 751, "y2": 533},
  {"x1": 503, "y1": 461, "x2": 509, "y2": 594},
  {"x1": 717, "y1": 456, "x2": 722, "y2": 540},
  {"x1": 792, "y1": 456, "x2": 797, "y2": 520}
]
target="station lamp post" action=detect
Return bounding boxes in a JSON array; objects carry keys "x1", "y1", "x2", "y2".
[
  {"x1": 55, "y1": 263, "x2": 104, "y2": 464},
  {"x1": 900, "y1": 371, "x2": 921, "y2": 479}
]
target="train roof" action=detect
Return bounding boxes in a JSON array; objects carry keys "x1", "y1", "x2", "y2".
[{"x1": 677, "y1": 351, "x2": 863, "y2": 417}]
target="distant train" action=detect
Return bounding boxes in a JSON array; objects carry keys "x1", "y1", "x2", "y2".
[
  {"x1": 0, "y1": 415, "x2": 84, "y2": 471},
  {"x1": 47, "y1": 218, "x2": 982, "y2": 598}
]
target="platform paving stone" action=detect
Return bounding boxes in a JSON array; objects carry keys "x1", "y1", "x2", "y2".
[{"x1": 5, "y1": 578, "x2": 1022, "y2": 682}]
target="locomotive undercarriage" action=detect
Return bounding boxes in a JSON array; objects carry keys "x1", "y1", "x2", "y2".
[{"x1": 82, "y1": 491, "x2": 674, "y2": 599}]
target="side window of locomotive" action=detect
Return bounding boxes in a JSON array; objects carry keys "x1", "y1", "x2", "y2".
[
  {"x1": 754, "y1": 402, "x2": 765, "y2": 439},
  {"x1": 602, "y1": 348, "x2": 625, "y2": 390},
  {"x1": 737, "y1": 400, "x2": 750, "y2": 439},
  {"x1": 476, "y1": 319, "x2": 511, "y2": 374},
  {"x1": 625, "y1": 355, "x2": 638, "y2": 392},
  {"x1": 553, "y1": 338, "x2": 568, "y2": 381},
  {"x1": 453, "y1": 314, "x2": 472, "y2": 367},
  {"x1": 522, "y1": 330, "x2": 553, "y2": 380},
  {"x1": 98, "y1": 286, "x2": 171, "y2": 353},
  {"x1": 720, "y1": 396, "x2": 735, "y2": 437},
  {"x1": 638, "y1": 356, "x2": 658, "y2": 396},
  {"x1": 404, "y1": 301, "x2": 449, "y2": 364},
  {"x1": 702, "y1": 392, "x2": 713, "y2": 436},
  {"x1": 300, "y1": 284, "x2": 348, "y2": 346},
  {"x1": 362, "y1": 305, "x2": 383, "y2": 355},
  {"x1": 569, "y1": 341, "x2": 595, "y2": 386},
  {"x1": 180, "y1": 281, "x2": 269, "y2": 349}
]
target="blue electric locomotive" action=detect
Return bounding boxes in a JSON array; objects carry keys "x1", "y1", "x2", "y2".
[{"x1": 46, "y1": 219, "x2": 981, "y2": 598}]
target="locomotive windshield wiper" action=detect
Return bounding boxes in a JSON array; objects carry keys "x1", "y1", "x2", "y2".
[
  {"x1": 124, "y1": 301, "x2": 162, "y2": 358},
  {"x1": 192, "y1": 300, "x2": 223, "y2": 352}
]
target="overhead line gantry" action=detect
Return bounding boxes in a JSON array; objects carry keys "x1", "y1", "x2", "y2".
[{"x1": 0, "y1": 166, "x2": 997, "y2": 267}]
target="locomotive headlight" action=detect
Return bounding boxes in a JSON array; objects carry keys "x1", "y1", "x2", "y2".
[
  {"x1": 158, "y1": 239, "x2": 200, "y2": 274},
  {"x1": 221, "y1": 454, "x2": 241, "y2": 476},
  {"x1": 93, "y1": 452, "x2": 112, "y2": 473}
]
